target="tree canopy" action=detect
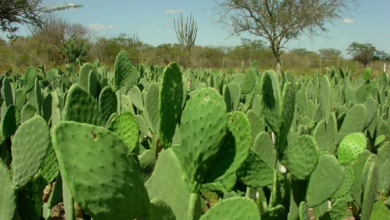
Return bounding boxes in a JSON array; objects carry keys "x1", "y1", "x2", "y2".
[
  {"x1": 213, "y1": 0, "x2": 358, "y2": 74},
  {"x1": 347, "y1": 42, "x2": 376, "y2": 68},
  {"x1": 0, "y1": 0, "x2": 82, "y2": 38}
]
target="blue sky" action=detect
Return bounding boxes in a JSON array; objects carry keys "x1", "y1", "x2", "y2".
[{"x1": 2, "y1": 0, "x2": 390, "y2": 57}]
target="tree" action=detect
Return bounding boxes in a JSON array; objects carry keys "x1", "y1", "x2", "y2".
[
  {"x1": 61, "y1": 39, "x2": 91, "y2": 65},
  {"x1": 174, "y1": 13, "x2": 198, "y2": 68},
  {"x1": 347, "y1": 42, "x2": 376, "y2": 68},
  {"x1": 0, "y1": 0, "x2": 82, "y2": 38},
  {"x1": 213, "y1": 0, "x2": 358, "y2": 74},
  {"x1": 373, "y1": 50, "x2": 390, "y2": 62},
  {"x1": 318, "y1": 48, "x2": 341, "y2": 59}
]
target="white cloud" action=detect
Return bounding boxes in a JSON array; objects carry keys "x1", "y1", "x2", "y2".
[
  {"x1": 159, "y1": 24, "x2": 170, "y2": 28},
  {"x1": 342, "y1": 18, "x2": 355, "y2": 24},
  {"x1": 88, "y1": 24, "x2": 114, "y2": 30},
  {"x1": 165, "y1": 9, "x2": 183, "y2": 14}
]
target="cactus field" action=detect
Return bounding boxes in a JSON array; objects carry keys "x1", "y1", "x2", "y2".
[{"x1": 1, "y1": 50, "x2": 390, "y2": 220}]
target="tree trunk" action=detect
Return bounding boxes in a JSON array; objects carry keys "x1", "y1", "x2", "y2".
[{"x1": 276, "y1": 60, "x2": 282, "y2": 76}]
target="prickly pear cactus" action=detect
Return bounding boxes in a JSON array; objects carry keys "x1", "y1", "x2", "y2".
[
  {"x1": 337, "y1": 132, "x2": 366, "y2": 164},
  {"x1": 52, "y1": 121, "x2": 150, "y2": 220},
  {"x1": 113, "y1": 50, "x2": 132, "y2": 91},
  {"x1": 158, "y1": 62, "x2": 183, "y2": 148},
  {"x1": 107, "y1": 111, "x2": 139, "y2": 153},
  {"x1": 0, "y1": 161, "x2": 16, "y2": 220},
  {"x1": 24, "y1": 66, "x2": 38, "y2": 94},
  {"x1": 99, "y1": 86, "x2": 117, "y2": 126},
  {"x1": 199, "y1": 197, "x2": 260, "y2": 220},
  {"x1": 180, "y1": 88, "x2": 227, "y2": 193}
]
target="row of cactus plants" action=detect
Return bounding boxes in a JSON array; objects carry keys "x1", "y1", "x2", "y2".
[{"x1": 0, "y1": 50, "x2": 390, "y2": 220}]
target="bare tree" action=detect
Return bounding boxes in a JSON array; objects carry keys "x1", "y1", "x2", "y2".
[
  {"x1": 213, "y1": 0, "x2": 358, "y2": 74},
  {"x1": 174, "y1": 13, "x2": 198, "y2": 68}
]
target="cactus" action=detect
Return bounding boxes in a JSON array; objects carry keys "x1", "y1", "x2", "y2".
[
  {"x1": 138, "y1": 150, "x2": 155, "y2": 182},
  {"x1": 253, "y1": 131, "x2": 276, "y2": 168},
  {"x1": 246, "y1": 110, "x2": 265, "y2": 145},
  {"x1": 88, "y1": 70, "x2": 98, "y2": 99},
  {"x1": 369, "y1": 201, "x2": 390, "y2": 220},
  {"x1": 205, "y1": 111, "x2": 252, "y2": 182},
  {"x1": 337, "y1": 104, "x2": 367, "y2": 143},
  {"x1": 299, "y1": 202, "x2": 309, "y2": 220},
  {"x1": 261, "y1": 70, "x2": 280, "y2": 134},
  {"x1": 180, "y1": 88, "x2": 227, "y2": 193},
  {"x1": 331, "y1": 166, "x2": 354, "y2": 199},
  {"x1": 17, "y1": 176, "x2": 44, "y2": 220},
  {"x1": 38, "y1": 143, "x2": 58, "y2": 185},
  {"x1": 320, "y1": 75, "x2": 331, "y2": 122},
  {"x1": 0, "y1": 160, "x2": 16, "y2": 220},
  {"x1": 145, "y1": 83, "x2": 159, "y2": 134},
  {"x1": 350, "y1": 149, "x2": 371, "y2": 207},
  {"x1": 237, "y1": 150, "x2": 274, "y2": 187},
  {"x1": 113, "y1": 50, "x2": 132, "y2": 91},
  {"x1": 261, "y1": 205, "x2": 286, "y2": 219},
  {"x1": 306, "y1": 154, "x2": 345, "y2": 207},
  {"x1": 329, "y1": 199, "x2": 348, "y2": 220},
  {"x1": 99, "y1": 86, "x2": 117, "y2": 126},
  {"x1": 107, "y1": 111, "x2": 139, "y2": 153},
  {"x1": 337, "y1": 132, "x2": 366, "y2": 164},
  {"x1": 2, "y1": 77, "x2": 14, "y2": 107},
  {"x1": 361, "y1": 159, "x2": 379, "y2": 220},
  {"x1": 12, "y1": 115, "x2": 49, "y2": 189},
  {"x1": 35, "y1": 78, "x2": 42, "y2": 115},
  {"x1": 24, "y1": 66, "x2": 37, "y2": 94},
  {"x1": 241, "y1": 69, "x2": 256, "y2": 94},
  {"x1": 279, "y1": 82, "x2": 296, "y2": 155},
  {"x1": 2, "y1": 104, "x2": 17, "y2": 139},
  {"x1": 63, "y1": 84, "x2": 101, "y2": 126},
  {"x1": 148, "y1": 198, "x2": 176, "y2": 220},
  {"x1": 158, "y1": 63, "x2": 183, "y2": 148},
  {"x1": 199, "y1": 197, "x2": 260, "y2": 220},
  {"x1": 151, "y1": 149, "x2": 192, "y2": 220},
  {"x1": 52, "y1": 121, "x2": 150, "y2": 220},
  {"x1": 285, "y1": 135, "x2": 319, "y2": 180},
  {"x1": 313, "y1": 113, "x2": 337, "y2": 154},
  {"x1": 79, "y1": 63, "x2": 95, "y2": 91},
  {"x1": 21, "y1": 103, "x2": 37, "y2": 123},
  {"x1": 128, "y1": 86, "x2": 144, "y2": 111}
]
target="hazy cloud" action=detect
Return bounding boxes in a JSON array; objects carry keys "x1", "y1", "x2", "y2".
[
  {"x1": 342, "y1": 18, "x2": 355, "y2": 24},
  {"x1": 165, "y1": 9, "x2": 183, "y2": 14},
  {"x1": 159, "y1": 24, "x2": 170, "y2": 28},
  {"x1": 88, "y1": 24, "x2": 114, "y2": 30}
]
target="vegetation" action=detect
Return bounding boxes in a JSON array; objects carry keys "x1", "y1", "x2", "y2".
[
  {"x1": 212, "y1": 0, "x2": 359, "y2": 74},
  {"x1": 0, "y1": 52, "x2": 390, "y2": 219},
  {"x1": 174, "y1": 13, "x2": 198, "y2": 68},
  {"x1": 347, "y1": 42, "x2": 377, "y2": 68}
]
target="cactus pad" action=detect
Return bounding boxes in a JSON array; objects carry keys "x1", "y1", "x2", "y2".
[
  {"x1": 331, "y1": 166, "x2": 354, "y2": 199},
  {"x1": 329, "y1": 199, "x2": 347, "y2": 220},
  {"x1": 107, "y1": 111, "x2": 139, "y2": 153},
  {"x1": 52, "y1": 121, "x2": 150, "y2": 220},
  {"x1": 113, "y1": 51, "x2": 132, "y2": 91},
  {"x1": 240, "y1": 69, "x2": 256, "y2": 94},
  {"x1": 337, "y1": 104, "x2": 367, "y2": 143},
  {"x1": 299, "y1": 202, "x2": 309, "y2": 220},
  {"x1": 285, "y1": 135, "x2": 319, "y2": 180},
  {"x1": 0, "y1": 161, "x2": 16, "y2": 220},
  {"x1": 158, "y1": 63, "x2": 183, "y2": 148},
  {"x1": 63, "y1": 84, "x2": 101, "y2": 125},
  {"x1": 237, "y1": 150, "x2": 274, "y2": 187},
  {"x1": 337, "y1": 132, "x2": 366, "y2": 164},
  {"x1": 145, "y1": 83, "x2": 159, "y2": 133},
  {"x1": 2, "y1": 77, "x2": 13, "y2": 107},
  {"x1": 12, "y1": 115, "x2": 50, "y2": 189},
  {"x1": 306, "y1": 154, "x2": 345, "y2": 207},
  {"x1": 180, "y1": 88, "x2": 227, "y2": 192},
  {"x1": 199, "y1": 197, "x2": 260, "y2": 220},
  {"x1": 99, "y1": 86, "x2": 117, "y2": 126},
  {"x1": 24, "y1": 67, "x2": 37, "y2": 94},
  {"x1": 79, "y1": 63, "x2": 94, "y2": 91},
  {"x1": 2, "y1": 104, "x2": 17, "y2": 139},
  {"x1": 205, "y1": 111, "x2": 251, "y2": 182},
  {"x1": 148, "y1": 198, "x2": 176, "y2": 220},
  {"x1": 261, "y1": 71, "x2": 280, "y2": 134}
]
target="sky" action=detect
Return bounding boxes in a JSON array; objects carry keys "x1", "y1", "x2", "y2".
[{"x1": 2, "y1": 0, "x2": 390, "y2": 58}]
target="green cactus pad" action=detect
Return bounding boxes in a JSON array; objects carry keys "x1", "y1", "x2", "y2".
[
  {"x1": 2, "y1": 104, "x2": 17, "y2": 139},
  {"x1": 21, "y1": 103, "x2": 37, "y2": 123},
  {"x1": 361, "y1": 161, "x2": 379, "y2": 220},
  {"x1": 199, "y1": 197, "x2": 260, "y2": 220},
  {"x1": 128, "y1": 86, "x2": 144, "y2": 111},
  {"x1": 205, "y1": 111, "x2": 252, "y2": 182},
  {"x1": 328, "y1": 199, "x2": 347, "y2": 220},
  {"x1": 331, "y1": 166, "x2": 354, "y2": 199},
  {"x1": 246, "y1": 110, "x2": 265, "y2": 145},
  {"x1": 63, "y1": 84, "x2": 101, "y2": 126},
  {"x1": 285, "y1": 135, "x2": 319, "y2": 180},
  {"x1": 320, "y1": 75, "x2": 331, "y2": 122},
  {"x1": 38, "y1": 143, "x2": 58, "y2": 185},
  {"x1": 17, "y1": 176, "x2": 43, "y2": 220},
  {"x1": 237, "y1": 150, "x2": 274, "y2": 187},
  {"x1": 151, "y1": 149, "x2": 190, "y2": 220},
  {"x1": 261, "y1": 205, "x2": 286, "y2": 220},
  {"x1": 261, "y1": 70, "x2": 280, "y2": 134},
  {"x1": 337, "y1": 104, "x2": 367, "y2": 143},
  {"x1": 113, "y1": 50, "x2": 132, "y2": 91},
  {"x1": 12, "y1": 115, "x2": 50, "y2": 189},
  {"x1": 24, "y1": 66, "x2": 37, "y2": 93},
  {"x1": 279, "y1": 82, "x2": 296, "y2": 155},
  {"x1": 52, "y1": 121, "x2": 150, "y2": 220},
  {"x1": 88, "y1": 70, "x2": 98, "y2": 99},
  {"x1": 79, "y1": 63, "x2": 95, "y2": 91},
  {"x1": 350, "y1": 149, "x2": 371, "y2": 207},
  {"x1": 99, "y1": 86, "x2": 117, "y2": 126},
  {"x1": 145, "y1": 83, "x2": 159, "y2": 134},
  {"x1": 299, "y1": 202, "x2": 309, "y2": 220},
  {"x1": 337, "y1": 132, "x2": 366, "y2": 164},
  {"x1": 136, "y1": 115, "x2": 152, "y2": 138},
  {"x1": 42, "y1": 93, "x2": 52, "y2": 122},
  {"x1": 2, "y1": 77, "x2": 13, "y2": 107},
  {"x1": 313, "y1": 113, "x2": 337, "y2": 154},
  {"x1": 370, "y1": 201, "x2": 390, "y2": 220},
  {"x1": 180, "y1": 88, "x2": 227, "y2": 192},
  {"x1": 158, "y1": 63, "x2": 183, "y2": 148},
  {"x1": 62, "y1": 179, "x2": 75, "y2": 220},
  {"x1": 306, "y1": 154, "x2": 345, "y2": 207},
  {"x1": 253, "y1": 131, "x2": 276, "y2": 169},
  {"x1": 138, "y1": 150, "x2": 155, "y2": 182},
  {"x1": 241, "y1": 69, "x2": 256, "y2": 94},
  {"x1": 107, "y1": 111, "x2": 139, "y2": 153},
  {"x1": 0, "y1": 161, "x2": 16, "y2": 220},
  {"x1": 35, "y1": 78, "x2": 42, "y2": 115},
  {"x1": 226, "y1": 82, "x2": 241, "y2": 112},
  {"x1": 148, "y1": 198, "x2": 176, "y2": 220}
]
